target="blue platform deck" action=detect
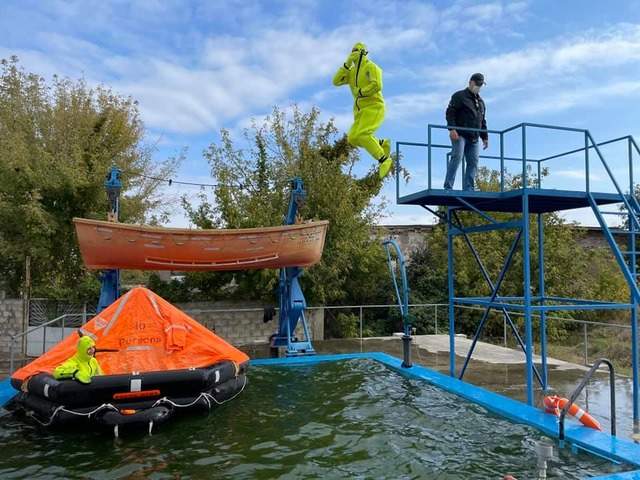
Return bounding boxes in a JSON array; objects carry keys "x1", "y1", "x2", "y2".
[
  {"x1": 253, "y1": 352, "x2": 640, "y2": 479},
  {"x1": 397, "y1": 188, "x2": 623, "y2": 214}
]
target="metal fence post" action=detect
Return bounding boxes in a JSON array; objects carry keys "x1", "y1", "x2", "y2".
[
  {"x1": 434, "y1": 305, "x2": 438, "y2": 335},
  {"x1": 583, "y1": 323, "x2": 589, "y2": 365},
  {"x1": 504, "y1": 314, "x2": 508, "y2": 347},
  {"x1": 42, "y1": 324, "x2": 47, "y2": 355},
  {"x1": 359, "y1": 306, "x2": 363, "y2": 353},
  {"x1": 9, "y1": 336, "x2": 14, "y2": 374}
]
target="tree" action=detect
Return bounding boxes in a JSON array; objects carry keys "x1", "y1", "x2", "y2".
[
  {"x1": 407, "y1": 167, "x2": 628, "y2": 339},
  {"x1": 181, "y1": 105, "x2": 392, "y2": 306},
  {"x1": 0, "y1": 57, "x2": 180, "y2": 300}
]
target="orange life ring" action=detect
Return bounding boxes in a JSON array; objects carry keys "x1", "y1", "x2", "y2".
[{"x1": 543, "y1": 395, "x2": 602, "y2": 431}]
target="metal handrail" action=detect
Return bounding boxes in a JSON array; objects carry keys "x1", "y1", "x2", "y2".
[
  {"x1": 558, "y1": 358, "x2": 616, "y2": 440},
  {"x1": 539, "y1": 135, "x2": 632, "y2": 162},
  {"x1": 8, "y1": 313, "x2": 93, "y2": 373},
  {"x1": 6, "y1": 301, "x2": 632, "y2": 375},
  {"x1": 398, "y1": 121, "x2": 640, "y2": 198}
]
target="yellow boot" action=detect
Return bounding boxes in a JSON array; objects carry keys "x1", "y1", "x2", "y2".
[
  {"x1": 380, "y1": 138, "x2": 391, "y2": 158},
  {"x1": 378, "y1": 155, "x2": 393, "y2": 179}
]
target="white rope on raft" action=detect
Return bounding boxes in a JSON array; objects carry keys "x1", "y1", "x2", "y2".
[
  {"x1": 28, "y1": 376, "x2": 247, "y2": 426},
  {"x1": 28, "y1": 403, "x2": 120, "y2": 427},
  {"x1": 152, "y1": 375, "x2": 248, "y2": 409},
  {"x1": 206, "y1": 376, "x2": 248, "y2": 405},
  {"x1": 151, "y1": 392, "x2": 211, "y2": 410}
]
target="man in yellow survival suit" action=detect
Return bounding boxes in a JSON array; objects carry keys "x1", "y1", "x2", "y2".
[
  {"x1": 333, "y1": 42, "x2": 392, "y2": 179},
  {"x1": 53, "y1": 334, "x2": 103, "y2": 384}
]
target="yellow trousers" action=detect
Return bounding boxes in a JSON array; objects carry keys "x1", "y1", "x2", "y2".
[{"x1": 347, "y1": 104, "x2": 385, "y2": 160}]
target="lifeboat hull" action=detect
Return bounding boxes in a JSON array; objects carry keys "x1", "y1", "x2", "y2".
[{"x1": 73, "y1": 218, "x2": 328, "y2": 271}]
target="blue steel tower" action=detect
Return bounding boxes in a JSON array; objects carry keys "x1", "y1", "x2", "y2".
[
  {"x1": 97, "y1": 165, "x2": 122, "y2": 313},
  {"x1": 397, "y1": 122, "x2": 640, "y2": 434}
]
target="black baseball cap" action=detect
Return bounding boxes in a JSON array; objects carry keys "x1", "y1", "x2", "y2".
[{"x1": 470, "y1": 73, "x2": 485, "y2": 86}]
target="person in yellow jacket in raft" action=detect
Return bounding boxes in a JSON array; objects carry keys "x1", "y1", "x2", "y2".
[
  {"x1": 53, "y1": 334, "x2": 103, "y2": 384},
  {"x1": 333, "y1": 42, "x2": 392, "y2": 179}
]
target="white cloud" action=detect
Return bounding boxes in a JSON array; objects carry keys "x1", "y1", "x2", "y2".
[
  {"x1": 425, "y1": 24, "x2": 640, "y2": 89},
  {"x1": 519, "y1": 80, "x2": 640, "y2": 115},
  {"x1": 386, "y1": 92, "x2": 448, "y2": 122},
  {"x1": 437, "y1": 0, "x2": 529, "y2": 38},
  {"x1": 0, "y1": 0, "x2": 535, "y2": 136}
]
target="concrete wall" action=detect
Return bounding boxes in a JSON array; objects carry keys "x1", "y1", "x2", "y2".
[
  {"x1": 0, "y1": 298, "x2": 24, "y2": 359},
  {"x1": 373, "y1": 225, "x2": 431, "y2": 261},
  {"x1": 373, "y1": 224, "x2": 623, "y2": 257},
  {"x1": 17, "y1": 302, "x2": 324, "y2": 358},
  {"x1": 176, "y1": 302, "x2": 324, "y2": 347}
]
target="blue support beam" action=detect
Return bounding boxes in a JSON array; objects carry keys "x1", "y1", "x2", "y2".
[
  {"x1": 447, "y1": 208, "x2": 455, "y2": 377},
  {"x1": 523, "y1": 192, "x2": 535, "y2": 406},
  {"x1": 453, "y1": 298, "x2": 526, "y2": 310},
  {"x1": 454, "y1": 297, "x2": 634, "y2": 311},
  {"x1": 270, "y1": 178, "x2": 315, "y2": 356},
  {"x1": 538, "y1": 213, "x2": 548, "y2": 390},
  {"x1": 97, "y1": 165, "x2": 122, "y2": 313},
  {"x1": 451, "y1": 211, "x2": 544, "y2": 387},
  {"x1": 535, "y1": 303, "x2": 634, "y2": 312},
  {"x1": 544, "y1": 296, "x2": 635, "y2": 305},
  {"x1": 458, "y1": 228, "x2": 523, "y2": 381},
  {"x1": 453, "y1": 197, "x2": 498, "y2": 224}
]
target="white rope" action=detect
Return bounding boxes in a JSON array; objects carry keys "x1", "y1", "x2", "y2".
[
  {"x1": 152, "y1": 376, "x2": 247, "y2": 409},
  {"x1": 28, "y1": 376, "x2": 247, "y2": 425},
  {"x1": 205, "y1": 376, "x2": 247, "y2": 406},
  {"x1": 59, "y1": 403, "x2": 119, "y2": 418},
  {"x1": 152, "y1": 394, "x2": 209, "y2": 409},
  {"x1": 29, "y1": 403, "x2": 119, "y2": 426}
]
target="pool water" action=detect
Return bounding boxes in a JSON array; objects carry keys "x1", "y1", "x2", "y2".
[{"x1": 0, "y1": 359, "x2": 631, "y2": 479}]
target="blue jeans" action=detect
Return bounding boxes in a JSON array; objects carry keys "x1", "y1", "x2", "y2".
[{"x1": 444, "y1": 136, "x2": 480, "y2": 191}]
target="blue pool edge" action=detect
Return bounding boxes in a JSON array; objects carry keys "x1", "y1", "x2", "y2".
[{"x1": 252, "y1": 352, "x2": 640, "y2": 479}]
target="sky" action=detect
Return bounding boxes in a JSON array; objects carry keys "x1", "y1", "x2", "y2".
[{"x1": 2, "y1": 0, "x2": 640, "y2": 227}]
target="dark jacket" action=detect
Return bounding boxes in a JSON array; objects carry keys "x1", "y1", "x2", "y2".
[{"x1": 445, "y1": 88, "x2": 488, "y2": 141}]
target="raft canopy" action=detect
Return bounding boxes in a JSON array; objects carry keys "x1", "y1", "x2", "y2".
[{"x1": 12, "y1": 287, "x2": 249, "y2": 382}]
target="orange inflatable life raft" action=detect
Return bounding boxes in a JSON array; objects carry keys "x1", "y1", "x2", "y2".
[{"x1": 10, "y1": 287, "x2": 249, "y2": 436}]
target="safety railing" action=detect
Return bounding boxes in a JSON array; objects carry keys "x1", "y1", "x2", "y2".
[
  {"x1": 396, "y1": 122, "x2": 640, "y2": 200},
  {"x1": 4, "y1": 302, "x2": 630, "y2": 375},
  {"x1": 558, "y1": 358, "x2": 616, "y2": 441},
  {"x1": 8, "y1": 312, "x2": 93, "y2": 373}
]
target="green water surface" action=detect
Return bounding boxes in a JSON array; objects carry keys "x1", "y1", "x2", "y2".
[{"x1": 0, "y1": 359, "x2": 631, "y2": 479}]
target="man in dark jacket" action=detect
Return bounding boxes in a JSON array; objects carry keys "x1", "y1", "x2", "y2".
[{"x1": 444, "y1": 73, "x2": 488, "y2": 190}]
